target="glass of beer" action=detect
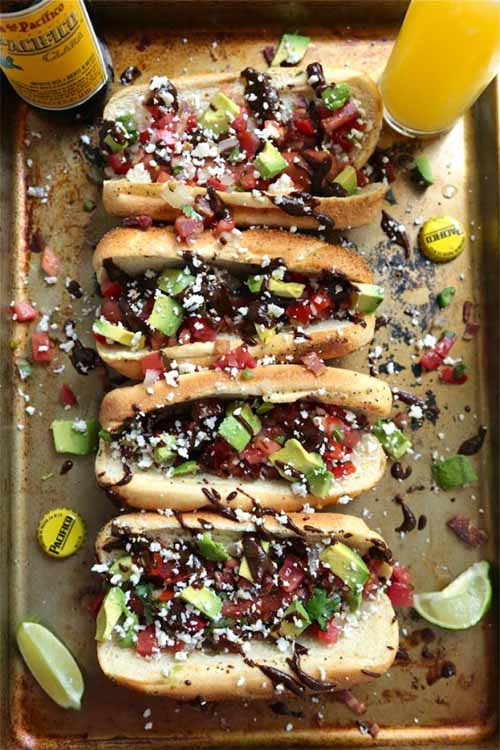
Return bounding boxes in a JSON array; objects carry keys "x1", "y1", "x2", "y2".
[{"x1": 380, "y1": 0, "x2": 500, "y2": 137}]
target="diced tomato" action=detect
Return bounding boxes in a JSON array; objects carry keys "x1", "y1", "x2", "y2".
[
  {"x1": 214, "y1": 345, "x2": 256, "y2": 371},
  {"x1": 323, "y1": 441, "x2": 344, "y2": 467},
  {"x1": 206, "y1": 176, "x2": 228, "y2": 192},
  {"x1": 418, "y1": 350, "x2": 442, "y2": 371},
  {"x1": 107, "y1": 152, "x2": 132, "y2": 175},
  {"x1": 355, "y1": 168, "x2": 370, "y2": 187},
  {"x1": 287, "y1": 300, "x2": 313, "y2": 326},
  {"x1": 11, "y1": 301, "x2": 37, "y2": 322},
  {"x1": 187, "y1": 315, "x2": 218, "y2": 342},
  {"x1": 253, "y1": 435, "x2": 281, "y2": 456},
  {"x1": 332, "y1": 462, "x2": 356, "y2": 479},
  {"x1": 311, "y1": 619, "x2": 339, "y2": 646},
  {"x1": 31, "y1": 331, "x2": 53, "y2": 363},
  {"x1": 184, "y1": 614, "x2": 208, "y2": 633},
  {"x1": 231, "y1": 111, "x2": 248, "y2": 134},
  {"x1": 174, "y1": 215, "x2": 204, "y2": 241},
  {"x1": 214, "y1": 218, "x2": 236, "y2": 238},
  {"x1": 158, "y1": 588, "x2": 175, "y2": 602},
  {"x1": 154, "y1": 113, "x2": 175, "y2": 130},
  {"x1": 439, "y1": 366, "x2": 468, "y2": 385},
  {"x1": 257, "y1": 593, "x2": 287, "y2": 620},
  {"x1": 88, "y1": 592, "x2": 105, "y2": 619},
  {"x1": 392, "y1": 563, "x2": 413, "y2": 587},
  {"x1": 237, "y1": 164, "x2": 258, "y2": 191},
  {"x1": 321, "y1": 101, "x2": 360, "y2": 134},
  {"x1": 185, "y1": 113, "x2": 198, "y2": 132},
  {"x1": 139, "y1": 129, "x2": 153, "y2": 144},
  {"x1": 283, "y1": 152, "x2": 312, "y2": 192},
  {"x1": 101, "y1": 298, "x2": 122, "y2": 324},
  {"x1": 41, "y1": 246, "x2": 61, "y2": 277},
  {"x1": 221, "y1": 599, "x2": 253, "y2": 618},
  {"x1": 59, "y1": 384, "x2": 77, "y2": 407},
  {"x1": 310, "y1": 290, "x2": 332, "y2": 315},
  {"x1": 387, "y1": 581, "x2": 414, "y2": 608},
  {"x1": 331, "y1": 129, "x2": 354, "y2": 153},
  {"x1": 342, "y1": 428, "x2": 362, "y2": 451},
  {"x1": 101, "y1": 278, "x2": 122, "y2": 298},
  {"x1": 278, "y1": 555, "x2": 306, "y2": 593},
  {"x1": 136, "y1": 625, "x2": 158, "y2": 657},
  {"x1": 141, "y1": 351, "x2": 165, "y2": 375},
  {"x1": 293, "y1": 117, "x2": 316, "y2": 137},
  {"x1": 434, "y1": 332, "x2": 457, "y2": 358},
  {"x1": 237, "y1": 129, "x2": 260, "y2": 159},
  {"x1": 93, "y1": 333, "x2": 107, "y2": 344},
  {"x1": 146, "y1": 552, "x2": 174, "y2": 580},
  {"x1": 148, "y1": 331, "x2": 168, "y2": 351}
]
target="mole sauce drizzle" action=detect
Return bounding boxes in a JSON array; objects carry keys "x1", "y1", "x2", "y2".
[
  {"x1": 271, "y1": 191, "x2": 335, "y2": 228},
  {"x1": 287, "y1": 643, "x2": 338, "y2": 691},
  {"x1": 394, "y1": 495, "x2": 416, "y2": 534},
  {"x1": 241, "y1": 67, "x2": 281, "y2": 124},
  {"x1": 381, "y1": 210, "x2": 410, "y2": 258},
  {"x1": 458, "y1": 426, "x2": 487, "y2": 455},
  {"x1": 244, "y1": 658, "x2": 305, "y2": 696}
]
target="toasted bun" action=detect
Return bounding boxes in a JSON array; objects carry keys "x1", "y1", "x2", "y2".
[
  {"x1": 95, "y1": 365, "x2": 391, "y2": 511},
  {"x1": 102, "y1": 68, "x2": 384, "y2": 229},
  {"x1": 93, "y1": 226, "x2": 377, "y2": 377},
  {"x1": 95, "y1": 512, "x2": 398, "y2": 700}
]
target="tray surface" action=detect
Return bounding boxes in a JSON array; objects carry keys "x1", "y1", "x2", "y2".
[{"x1": 1, "y1": 2, "x2": 498, "y2": 748}]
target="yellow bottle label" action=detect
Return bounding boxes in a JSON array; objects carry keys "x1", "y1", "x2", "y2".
[{"x1": 0, "y1": 0, "x2": 107, "y2": 110}]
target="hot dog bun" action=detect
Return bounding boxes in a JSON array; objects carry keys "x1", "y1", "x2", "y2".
[
  {"x1": 95, "y1": 512, "x2": 398, "y2": 700},
  {"x1": 93, "y1": 226, "x2": 377, "y2": 377},
  {"x1": 102, "y1": 68, "x2": 385, "y2": 229},
  {"x1": 96, "y1": 365, "x2": 391, "y2": 511}
]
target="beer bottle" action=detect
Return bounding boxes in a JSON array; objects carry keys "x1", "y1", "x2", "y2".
[{"x1": 0, "y1": 0, "x2": 113, "y2": 120}]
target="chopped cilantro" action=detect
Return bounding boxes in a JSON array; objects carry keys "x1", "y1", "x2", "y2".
[{"x1": 305, "y1": 587, "x2": 341, "y2": 630}]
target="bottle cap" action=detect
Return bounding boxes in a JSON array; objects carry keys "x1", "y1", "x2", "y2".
[
  {"x1": 37, "y1": 508, "x2": 86, "y2": 559},
  {"x1": 419, "y1": 216, "x2": 465, "y2": 262}
]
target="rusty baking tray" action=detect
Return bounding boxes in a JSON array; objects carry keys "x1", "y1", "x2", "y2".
[{"x1": 1, "y1": 1, "x2": 499, "y2": 747}]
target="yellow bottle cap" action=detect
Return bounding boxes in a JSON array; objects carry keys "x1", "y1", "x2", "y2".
[
  {"x1": 419, "y1": 216, "x2": 465, "y2": 262},
  {"x1": 37, "y1": 508, "x2": 86, "y2": 559}
]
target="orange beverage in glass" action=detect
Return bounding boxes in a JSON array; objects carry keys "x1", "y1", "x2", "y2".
[{"x1": 380, "y1": 0, "x2": 500, "y2": 137}]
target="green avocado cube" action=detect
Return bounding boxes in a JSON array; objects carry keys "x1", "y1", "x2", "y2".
[
  {"x1": 306, "y1": 465, "x2": 334, "y2": 498},
  {"x1": 271, "y1": 33, "x2": 310, "y2": 67},
  {"x1": 432, "y1": 454, "x2": 477, "y2": 490},
  {"x1": 153, "y1": 434, "x2": 177, "y2": 464},
  {"x1": 278, "y1": 600, "x2": 311, "y2": 639},
  {"x1": 372, "y1": 419, "x2": 411, "y2": 460},
  {"x1": 51, "y1": 419, "x2": 99, "y2": 455},
  {"x1": 181, "y1": 585, "x2": 222, "y2": 620},
  {"x1": 158, "y1": 267, "x2": 195, "y2": 297},
  {"x1": 246, "y1": 274, "x2": 264, "y2": 293},
  {"x1": 413, "y1": 154, "x2": 434, "y2": 186},
  {"x1": 196, "y1": 533, "x2": 229, "y2": 562},
  {"x1": 118, "y1": 608, "x2": 139, "y2": 647},
  {"x1": 212, "y1": 92, "x2": 240, "y2": 119},
  {"x1": 227, "y1": 402, "x2": 262, "y2": 436},
  {"x1": 333, "y1": 165, "x2": 357, "y2": 196},
  {"x1": 93, "y1": 319, "x2": 146, "y2": 349},
  {"x1": 319, "y1": 542, "x2": 369, "y2": 591},
  {"x1": 268, "y1": 278, "x2": 305, "y2": 299},
  {"x1": 95, "y1": 587, "x2": 125, "y2": 642},
  {"x1": 321, "y1": 82, "x2": 352, "y2": 111},
  {"x1": 270, "y1": 438, "x2": 324, "y2": 481},
  {"x1": 171, "y1": 460, "x2": 199, "y2": 476},
  {"x1": 109, "y1": 555, "x2": 133, "y2": 583},
  {"x1": 218, "y1": 414, "x2": 251, "y2": 452},
  {"x1": 254, "y1": 142, "x2": 288, "y2": 180},
  {"x1": 148, "y1": 294, "x2": 184, "y2": 337},
  {"x1": 351, "y1": 283, "x2": 385, "y2": 314}
]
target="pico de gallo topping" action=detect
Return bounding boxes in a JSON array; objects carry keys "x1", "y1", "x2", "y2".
[
  {"x1": 93, "y1": 524, "x2": 393, "y2": 659},
  {"x1": 99, "y1": 63, "x2": 374, "y2": 213},
  {"x1": 93, "y1": 254, "x2": 368, "y2": 353},
  {"x1": 105, "y1": 398, "x2": 374, "y2": 498}
]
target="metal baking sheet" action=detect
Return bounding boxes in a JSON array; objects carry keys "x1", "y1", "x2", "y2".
[{"x1": 1, "y1": 1, "x2": 498, "y2": 747}]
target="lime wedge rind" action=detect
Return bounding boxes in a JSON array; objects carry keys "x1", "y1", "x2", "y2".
[
  {"x1": 414, "y1": 561, "x2": 492, "y2": 631},
  {"x1": 16, "y1": 621, "x2": 84, "y2": 710}
]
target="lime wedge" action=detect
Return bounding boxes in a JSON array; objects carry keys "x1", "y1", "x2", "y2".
[
  {"x1": 414, "y1": 561, "x2": 492, "y2": 630},
  {"x1": 16, "y1": 622, "x2": 84, "y2": 710}
]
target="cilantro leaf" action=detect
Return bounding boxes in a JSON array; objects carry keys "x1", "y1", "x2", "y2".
[
  {"x1": 134, "y1": 583, "x2": 159, "y2": 625},
  {"x1": 305, "y1": 587, "x2": 341, "y2": 630}
]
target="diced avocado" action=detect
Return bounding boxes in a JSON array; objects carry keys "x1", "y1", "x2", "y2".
[
  {"x1": 171, "y1": 460, "x2": 199, "y2": 476},
  {"x1": 158, "y1": 267, "x2": 195, "y2": 297},
  {"x1": 271, "y1": 32, "x2": 310, "y2": 67},
  {"x1": 306, "y1": 466, "x2": 334, "y2": 498},
  {"x1": 268, "y1": 278, "x2": 305, "y2": 299},
  {"x1": 321, "y1": 82, "x2": 351, "y2": 111},
  {"x1": 351, "y1": 283, "x2": 385, "y2": 315},
  {"x1": 319, "y1": 542, "x2": 369, "y2": 591},
  {"x1": 255, "y1": 324, "x2": 276, "y2": 344},
  {"x1": 238, "y1": 540, "x2": 270, "y2": 582},
  {"x1": 153, "y1": 434, "x2": 177, "y2": 464},
  {"x1": 437, "y1": 286, "x2": 456, "y2": 309},
  {"x1": 254, "y1": 142, "x2": 288, "y2": 180},
  {"x1": 99, "y1": 428, "x2": 112, "y2": 443},
  {"x1": 278, "y1": 600, "x2": 311, "y2": 639},
  {"x1": 51, "y1": 419, "x2": 99, "y2": 455},
  {"x1": 333, "y1": 165, "x2": 357, "y2": 196},
  {"x1": 148, "y1": 294, "x2": 184, "y2": 337},
  {"x1": 109, "y1": 555, "x2": 133, "y2": 582},
  {"x1": 372, "y1": 419, "x2": 412, "y2": 460},
  {"x1": 218, "y1": 414, "x2": 251, "y2": 452},
  {"x1": 246, "y1": 274, "x2": 264, "y2": 293},
  {"x1": 212, "y1": 92, "x2": 240, "y2": 119},
  {"x1": 95, "y1": 587, "x2": 125, "y2": 642},
  {"x1": 180, "y1": 585, "x2": 222, "y2": 620},
  {"x1": 103, "y1": 134, "x2": 125, "y2": 153},
  {"x1": 346, "y1": 589, "x2": 362, "y2": 612},
  {"x1": 118, "y1": 608, "x2": 139, "y2": 648},
  {"x1": 116, "y1": 113, "x2": 138, "y2": 142},
  {"x1": 196, "y1": 533, "x2": 229, "y2": 562},
  {"x1": 255, "y1": 402, "x2": 275, "y2": 415},
  {"x1": 412, "y1": 154, "x2": 434, "y2": 186},
  {"x1": 93, "y1": 319, "x2": 146, "y2": 349},
  {"x1": 432, "y1": 454, "x2": 477, "y2": 490},
  {"x1": 270, "y1": 438, "x2": 323, "y2": 481},
  {"x1": 227, "y1": 402, "x2": 262, "y2": 436}
]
